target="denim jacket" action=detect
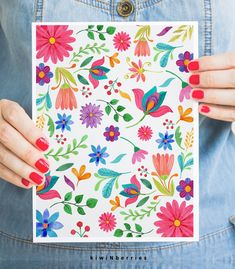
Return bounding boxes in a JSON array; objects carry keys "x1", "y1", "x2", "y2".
[{"x1": 0, "y1": 0, "x2": 235, "y2": 268}]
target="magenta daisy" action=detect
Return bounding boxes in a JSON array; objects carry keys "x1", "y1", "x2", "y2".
[
  {"x1": 99, "y1": 212, "x2": 117, "y2": 232},
  {"x1": 176, "y1": 51, "x2": 194, "y2": 73},
  {"x1": 113, "y1": 31, "x2": 131, "y2": 51},
  {"x1": 36, "y1": 63, "x2": 53, "y2": 86},
  {"x1": 137, "y1": 126, "x2": 153, "y2": 141},
  {"x1": 80, "y1": 103, "x2": 103, "y2": 128}
]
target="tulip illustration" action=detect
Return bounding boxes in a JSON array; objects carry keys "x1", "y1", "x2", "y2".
[{"x1": 127, "y1": 86, "x2": 172, "y2": 128}]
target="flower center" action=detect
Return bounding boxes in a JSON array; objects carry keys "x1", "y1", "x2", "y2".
[
  {"x1": 129, "y1": 189, "x2": 138, "y2": 195},
  {"x1": 164, "y1": 139, "x2": 168, "y2": 143},
  {"x1": 185, "y1": 185, "x2": 191, "y2": 192},
  {"x1": 184, "y1": 59, "x2": 190, "y2": 66},
  {"x1": 38, "y1": 71, "x2": 45, "y2": 78},
  {"x1": 49, "y1": 37, "x2": 56, "y2": 45},
  {"x1": 89, "y1": 113, "x2": 93, "y2": 117},
  {"x1": 109, "y1": 131, "x2": 115, "y2": 137},
  {"x1": 43, "y1": 223, "x2": 48, "y2": 229},
  {"x1": 173, "y1": 219, "x2": 181, "y2": 227},
  {"x1": 146, "y1": 100, "x2": 155, "y2": 111},
  {"x1": 96, "y1": 152, "x2": 100, "y2": 157},
  {"x1": 106, "y1": 220, "x2": 110, "y2": 224}
]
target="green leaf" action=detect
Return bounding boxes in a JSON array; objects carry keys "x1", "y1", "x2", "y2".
[
  {"x1": 175, "y1": 126, "x2": 185, "y2": 150},
  {"x1": 56, "y1": 163, "x2": 74, "y2": 172},
  {"x1": 77, "y1": 207, "x2": 86, "y2": 215},
  {"x1": 80, "y1": 56, "x2": 94, "y2": 67},
  {"x1": 80, "y1": 134, "x2": 88, "y2": 144},
  {"x1": 123, "y1": 113, "x2": 133, "y2": 122},
  {"x1": 135, "y1": 224, "x2": 142, "y2": 232},
  {"x1": 88, "y1": 25, "x2": 94, "y2": 29},
  {"x1": 153, "y1": 179, "x2": 169, "y2": 195},
  {"x1": 156, "y1": 43, "x2": 175, "y2": 51},
  {"x1": 124, "y1": 223, "x2": 131, "y2": 230},
  {"x1": 110, "y1": 99, "x2": 119, "y2": 105},
  {"x1": 169, "y1": 181, "x2": 175, "y2": 196},
  {"x1": 86, "y1": 198, "x2": 98, "y2": 208},
  {"x1": 99, "y1": 33, "x2": 105, "y2": 40},
  {"x1": 60, "y1": 68, "x2": 77, "y2": 85},
  {"x1": 55, "y1": 68, "x2": 60, "y2": 84},
  {"x1": 110, "y1": 154, "x2": 126, "y2": 164},
  {"x1": 136, "y1": 196, "x2": 149, "y2": 207},
  {"x1": 160, "y1": 51, "x2": 171, "y2": 67},
  {"x1": 64, "y1": 192, "x2": 72, "y2": 201},
  {"x1": 75, "y1": 195, "x2": 83, "y2": 204},
  {"x1": 114, "y1": 113, "x2": 119, "y2": 122},
  {"x1": 106, "y1": 26, "x2": 116, "y2": 35},
  {"x1": 126, "y1": 232, "x2": 133, "y2": 237},
  {"x1": 87, "y1": 31, "x2": 95, "y2": 40},
  {"x1": 46, "y1": 115, "x2": 55, "y2": 137},
  {"x1": 117, "y1": 105, "x2": 125, "y2": 112},
  {"x1": 77, "y1": 74, "x2": 89, "y2": 85},
  {"x1": 64, "y1": 204, "x2": 72, "y2": 214},
  {"x1": 140, "y1": 178, "x2": 152, "y2": 189},
  {"x1": 114, "y1": 229, "x2": 123, "y2": 237},
  {"x1": 97, "y1": 25, "x2": 103, "y2": 31},
  {"x1": 105, "y1": 105, "x2": 111, "y2": 115}
]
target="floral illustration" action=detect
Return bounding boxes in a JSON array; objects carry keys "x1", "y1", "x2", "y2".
[
  {"x1": 36, "y1": 209, "x2": 63, "y2": 237},
  {"x1": 80, "y1": 103, "x2": 103, "y2": 128},
  {"x1": 156, "y1": 131, "x2": 175, "y2": 150},
  {"x1": 113, "y1": 31, "x2": 131, "y2": 51},
  {"x1": 36, "y1": 63, "x2": 53, "y2": 86},
  {"x1": 71, "y1": 221, "x2": 90, "y2": 237},
  {"x1": 99, "y1": 212, "x2": 117, "y2": 232},
  {"x1": 176, "y1": 178, "x2": 193, "y2": 200},
  {"x1": 176, "y1": 51, "x2": 194, "y2": 73},
  {"x1": 55, "y1": 113, "x2": 74, "y2": 133},
  {"x1": 88, "y1": 145, "x2": 109, "y2": 166},
  {"x1": 134, "y1": 25, "x2": 153, "y2": 57},
  {"x1": 107, "y1": 52, "x2": 120, "y2": 67},
  {"x1": 109, "y1": 196, "x2": 123, "y2": 211},
  {"x1": 36, "y1": 25, "x2": 76, "y2": 64},
  {"x1": 154, "y1": 200, "x2": 193, "y2": 237},
  {"x1": 103, "y1": 125, "x2": 120, "y2": 142},
  {"x1": 137, "y1": 126, "x2": 153, "y2": 141}
]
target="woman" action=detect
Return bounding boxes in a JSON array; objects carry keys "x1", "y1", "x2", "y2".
[{"x1": 0, "y1": 0, "x2": 235, "y2": 268}]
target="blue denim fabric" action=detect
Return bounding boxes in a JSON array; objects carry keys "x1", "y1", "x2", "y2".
[{"x1": 0, "y1": 0, "x2": 235, "y2": 268}]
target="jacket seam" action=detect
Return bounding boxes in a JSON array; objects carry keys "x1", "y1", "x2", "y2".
[
  {"x1": 204, "y1": 0, "x2": 212, "y2": 55},
  {"x1": 0, "y1": 226, "x2": 233, "y2": 252}
]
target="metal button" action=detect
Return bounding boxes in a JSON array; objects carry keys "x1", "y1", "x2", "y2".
[{"x1": 116, "y1": 1, "x2": 134, "y2": 17}]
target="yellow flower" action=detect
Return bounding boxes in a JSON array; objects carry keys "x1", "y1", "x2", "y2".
[
  {"x1": 109, "y1": 196, "x2": 122, "y2": 211},
  {"x1": 72, "y1": 165, "x2": 91, "y2": 186},
  {"x1": 177, "y1": 105, "x2": 193, "y2": 123},
  {"x1": 107, "y1": 52, "x2": 120, "y2": 68}
]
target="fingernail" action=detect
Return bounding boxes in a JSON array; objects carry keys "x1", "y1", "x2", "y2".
[
  {"x1": 189, "y1": 74, "x2": 200, "y2": 85},
  {"x1": 35, "y1": 137, "x2": 49, "y2": 151},
  {"x1": 21, "y1": 178, "x2": 30, "y2": 187},
  {"x1": 29, "y1": 172, "x2": 43, "y2": 185},
  {"x1": 188, "y1": 61, "x2": 199, "y2": 71},
  {"x1": 201, "y1": 105, "x2": 210, "y2": 113},
  {"x1": 192, "y1": 89, "x2": 204, "y2": 99},
  {"x1": 35, "y1": 159, "x2": 49, "y2": 173}
]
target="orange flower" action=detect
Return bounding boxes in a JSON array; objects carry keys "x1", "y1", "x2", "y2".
[
  {"x1": 151, "y1": 153, "x2": 174, "y2": 180},
  {"x1": 109, "y1": 196, "x2": 123, "y2": 211},
  {"x1": 72, "y1": 165, "x2": 91, "y2": 186},
  {"x1": 134, "y1": 39, "x2": 150, "y2": 57},
  {"x1": 177, "y1": 105, "x2": 193, "y2": 123},
  {"x1": 107, "y1": 52, "x2": 120, "y2": 68}
]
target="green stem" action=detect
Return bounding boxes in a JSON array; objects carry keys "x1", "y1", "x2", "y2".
[
  {"x1": 124, "y1": 229, "x2": 154, "y2": 236},
  {"x1": 50, "y1": 201, "x2": 87, "y2": 208},
  {"x1": 76, "y1": 29, "x2": 107, "y2": 35},
  {"x1": 165, "y1": 70, "x2": 183, "y2": 82},
  {"x1": 120, "y1": 136, "x2": 136, "y2": 148},
  {"x1": 96, "y1": 99, "x2": 123, "y2": 118},
  {"x1": 140, "y1": 190, "x2": 156, "y2": 196},
  {"x1": 73, "y1": 67, "x2": 90, "y2": 73},
  {"x1": 126, "y1": 113, "x2": 147, "y2": 129}
]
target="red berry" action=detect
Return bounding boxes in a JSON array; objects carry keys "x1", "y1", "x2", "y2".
[
  {"x1": 85, "y1": 225, "x2": 90, "y2": 232},
  {"x1": 88, "y1": 92, "x2": 92, "y2": 95},
  {"x1": 61, "y1": 142, "x2": 64, "y2": 145},
  {"x1": 141, "y1": 165, "x2": 144, "y2": 168},
  {"x1": 107, "y1": 91, "x2": 111, "y2": 95},
  {"x1": 60, "y1": 134, "x2": 63, "y2": 137},
  {"x1": 114, "y1": 89, "x2": 119, "y2": 93},
  {"x1": 77, "y1": 221, "x2": 83, "y2": 228},
  {"x1": 64, "y1": 138, "x2": 67, "y2": 141},
  {"x1": 166, "y1": 126, "x2": 169, "y2": 129},
  {"x1": 163, "y1": 123, "x2": 166, "y2": 126},
  {"x1": 138, "y1": 168, "x2": 141, "y2": 171},
  {"x1": 104, "y1": 85, "x2": 108, "y2": 89},
  {"x1": 117, "y1": 82, "x2": 121, "y2": 87},
  {"x1": 170, "y1": 120, "x2": 173, "y2": 123},
  {"x1": 84, "y1": 235, "x2": 88, "y2": 237},
  {"x1": 56, "y1": 134, "x2": 59, "y2": 138},
  {"x1": 82, "y1": 92, "x2": 85, "y2": 96},
  {"x1": 109, "y1": 80, "x2": 113, "y2": 84},
  {"x1": 57, "y1": 141, "x2": 60, "y2": 143},
  {"x1": 144, "y1": 174, "x2": 147, "y2": 177},
  {"x1": 166, "y1": 119, "x2": 168, "y2": 122},
  {"x1": 71, "y1": 229, "x2": 76, "y2": 235},
  {"x1": 140, "y1": 173, "x2": 142, "y2": 176}
]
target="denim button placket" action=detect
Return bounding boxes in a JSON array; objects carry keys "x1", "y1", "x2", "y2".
[{"x1": 116, "y1": 0, "x2": 134, "y2": 17}]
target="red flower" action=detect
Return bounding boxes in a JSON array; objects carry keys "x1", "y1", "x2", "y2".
[
  {"x1": 36, "y1": 25, "x2": 75, "y2": 64},
  {"x1": 113, "y1": 31, "x2": 131, "y2": 51},
  {"x1": 99, "y1": 212, "x2": 117, "y2": 232},
  {"x1": 138, "y1": 126, "x2": 153, "y2": 141},
  {"x1": 154, "y1": 200, "x2": 193, "y2": 237}
]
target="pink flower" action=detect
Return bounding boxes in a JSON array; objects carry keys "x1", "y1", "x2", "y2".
[
  {"x1": 179, "y1": 82, "x2": 192, "y2": 102},
  {"x1": 113, "y1": 31, "x2": 131, "y2": 51},
  {"x1": 138, "y1": 126, "x2": 153, "y2": 141},
  {"x1": 152, "y1": 153, "x2": 174, "y2": 180},
  {"x1": 99, "y1": 212, "x2": 117, "y2": 232},
  {"x1": 132, "y1": 148, "x2": 148, "y2": 164},
  {"x1": 128, "y1": 59, "x2": 146, "y2": 82},
  {"x1": 154, "y1": 200, "x2": 193, "y2": 237},
  {"x1": 36, "y1": 25, "x2": 76, "y2": 64},
  {"x1": 134, "y1": 39, "x2": 150, "y2": 57}
]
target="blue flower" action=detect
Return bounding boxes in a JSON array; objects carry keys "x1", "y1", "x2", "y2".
[
  {"x1": 36, "y1": 209, "x2": 63, "y2": 237},
  {"x1": 88, "y1": 145, "x2": 109, "y2": 166},
  {"x1": 55, "y1": 113, "x2": 74, "y2": 132},
  {"x1": 156, "y1": 131, "x2": 174, "y2": 150}
]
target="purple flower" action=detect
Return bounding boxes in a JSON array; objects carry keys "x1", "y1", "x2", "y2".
[
  {"x1": 176, "y1": 51, "x2": 193, "y2": 73},
  {"x1": 80, "y1": 103, "x2": 103, "y2": 128},
  {"x1": 176, "y1": 178, "x2": 193, "y2": 200},
  {"x1": 103, "y1": 125, "x2": 120, "y2": 142},
  {"x1": 36, "y1": 63, "x2": 53, "y2": 86}
]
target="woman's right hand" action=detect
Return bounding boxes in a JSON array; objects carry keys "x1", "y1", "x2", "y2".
[{"x1": 0, "y1": 99, "x2": 50, "y2": 189}]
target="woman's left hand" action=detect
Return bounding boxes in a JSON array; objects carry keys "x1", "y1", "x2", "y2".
[{"x1": 188, "y1": 52, "x2": 235, "y2": 121}]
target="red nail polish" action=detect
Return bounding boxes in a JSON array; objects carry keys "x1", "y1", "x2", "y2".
[
  {"x1": 201, "y1": 105, "x2": 210, "y2": 113},
  {"x1": 189, "y1": 74, "x2": 200, "y2": 85},
  {"x1": 35, "y1": 137, "x2": 49, "y2": 151},
  {"x1": 192, "y1": 90, "x2": 204, "y2": 99},
  {"x1": 188, "y1": 61, "x2": 199, "y2": 71},
  {"x1": 29, "y1": 172, "x2": 43, "y2": 185},
  {"x1": 21, "y1": 178, "x2": 30, "y2": 187},
  {"x1": 35, "y1": 159, "x2": 49, "y2": 173}
]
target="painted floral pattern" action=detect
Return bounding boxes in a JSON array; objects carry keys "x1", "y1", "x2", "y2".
[{"x1": 33, "y1": 23, "x2": 198, "y2": 242}]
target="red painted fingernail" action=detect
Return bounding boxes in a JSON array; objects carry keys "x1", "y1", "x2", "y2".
[
  {"x1": 189, "y1": 74, "x2": 200, "y2": 85},
  {"x1": 29, "y1": 172, "x2": 43, "y2": 185},
  {"x1": 201, "y1": 105, "x2": 210, "y2": 113},
  {"x1": 21, "y1": 178, "x2": 30, "y2": 187},
  {"x1": 35, "y1": 159, "x2": 49, "y2": 173},
  {"x1": 192, "y1": 89, "x2": 204, "y2": 99},
  {"x1": 188, "y1": 61, "x2": 199, "y2": 71},
  {"x1": 35, "y1": 137, "x2": 49, "y2": 151}
]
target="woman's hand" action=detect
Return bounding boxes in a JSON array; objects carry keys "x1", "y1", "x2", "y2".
[
  {"x1": 188, "y1": 52, "x2": 235, "y2": 121},
  {"x1": 0, "y1": 99, "x2": 50, "y2": 189}
]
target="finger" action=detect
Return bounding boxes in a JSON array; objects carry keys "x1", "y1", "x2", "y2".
[
  {"x1": 0, "y1": 162, "x2": 33, "y2": 189},
  {"x1": 199, "y1": 103, "x2": 235, "y2": 122},
  {"x1": 189, "y1": 69, "x2": 235, "y2": 89},
  {"x1": 0, "y1": 120, "x2": 50, "y2": 174},
  {"x1": 0, "y1": 143, "x2": 45, "y2": 186},
  {"x1": 191, "y1": 88, "x2": 235, "y2": 106},
  {"x1": 188, "y1": 52, "x2": 235, "y2": 72},
  {"x1": 0, "y1": 99, "x2": 49, "y2": 151}
]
